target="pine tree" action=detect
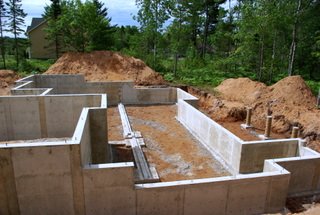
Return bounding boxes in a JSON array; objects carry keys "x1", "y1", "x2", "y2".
[
  {"x1": 44, "y1": 0, "x2": 62, "y2": 58},
  {"x1": 6, "y1": 0, "x2": 27, "y2": 67},
  {"x1": 93, "y1": 0, "x2": 107, "y2": 17},
  {"x1": 0, "y1": 0, "x2": 7, "y2": 68}
]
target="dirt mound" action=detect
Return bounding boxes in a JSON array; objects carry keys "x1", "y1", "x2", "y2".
[
  {"x1": 265, "y1": 76, "x2": 316, "y2": 108},
  {"x1": 189, "y1": 76, "x2": 320, "y2": 151},
  {"x1": 45, "y1": 51, "x2": 165, "y2": 85},
  {"x1": 216, "y1": 77, "x2": 267, "y2": 104},
  {"x1": 0, "y1": 70, "x2": 19, "y2": 95}
]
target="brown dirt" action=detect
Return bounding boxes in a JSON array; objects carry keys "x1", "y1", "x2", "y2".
[
  {"x1": 107, "y1": 107, "x2": 123, "y2": 141},
  {"x1": 188, "y1": 76, "x2": 320, "y2": 150},
  {"x1": 126, "y1": 105, "x2": 230, "y2": 182},
  {"x1": 45, "y1": 51, "x2": 165, "y2": 85},
  {"x1": 0, "y1": 70, "x2": 19, "y2": 95}
]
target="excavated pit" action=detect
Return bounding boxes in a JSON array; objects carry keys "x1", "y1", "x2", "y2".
[{"x1": 125, "y1": 105, "x2": 230, "y2": 181}]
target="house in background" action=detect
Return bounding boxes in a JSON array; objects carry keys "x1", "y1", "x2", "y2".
[{"x1": 26, "y1": 17, "x2": 56, "y2": 59}]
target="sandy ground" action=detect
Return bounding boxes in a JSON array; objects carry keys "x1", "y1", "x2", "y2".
[
  {"x1": 126, "y1": 105, "x2": 230, "y2": 182},
  {"x1": 0, "y1": 70, "x2": 19, "y2": 95},
  {"x1": 107, "y1": 107, "x2": 124, "y2": 141},
  {"x1": 45, "y1": 51, "x2": 165, "y2": 85}
]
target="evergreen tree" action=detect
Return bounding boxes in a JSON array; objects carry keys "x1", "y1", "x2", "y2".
[
  {"x1": 44, "y1": 0, "x2": 62, "y2": 58},
  {"x1": 93, "y1": 0, "x2": 108, "y2": 17},
  {"x1": 6, "y1": 0, "x2": 27, "y2": 67},
  {"x1": 0, "y1": 0, "x2": 7, "y2": 68}
]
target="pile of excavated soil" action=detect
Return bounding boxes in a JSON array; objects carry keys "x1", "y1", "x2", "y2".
[
  {"x1": 0, "y1": 70, "x2": 19, "y2": 95},
  {"x1": 188, "y1": 76, "x2": 320, "y2": 151},
  {"x1": 45, "y1": 51, "x2": 165, "y2": 85}
]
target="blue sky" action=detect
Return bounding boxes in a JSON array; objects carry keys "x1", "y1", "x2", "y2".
[{"x1": 22, "y1": 0, "x2": 139, "y2": 32}]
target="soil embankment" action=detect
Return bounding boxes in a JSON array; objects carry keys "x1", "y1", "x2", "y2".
[{"x1": 45, "y1": 51, "x2": 165, "y2": 85}]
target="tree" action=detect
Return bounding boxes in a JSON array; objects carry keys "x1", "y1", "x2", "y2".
[
  {"x1": 44, "y1": 0, "x2": 62, "y2": 58},
  {"x1": 0, "y1": 0, "x2": 7, "y2": 68},
  {"x1": 135, "y1": 0, "x2": 171, "y2": 66},
  {"x1": 200, "y1": 0, "x2": 226, "y2": 57},
  {"x1": 44, "y1": 0, "x2": 113, "y2": 52},
  {"x1": 6, "y1": 0, "x2": 27, "y2": 67},
  {"x1": 93, "y1": 0, "x2": 107, "y2": 17}
]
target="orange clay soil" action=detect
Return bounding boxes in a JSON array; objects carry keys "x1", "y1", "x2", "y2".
[
  {"x1": 0, "y1": 70, "x2": 19, "y2": 95},
  {"x1": 107, "y1": 107, "x2": 123, "y2": 141},
  {"x1": 45, "y1": 51, "x2": 165, "y2": 86},
  {"x1": 187, "y1": 76, "x2": 320, "y2": 151},
  {"x1": 125, "y1": 105, "x2": 230, "y2": 182}
]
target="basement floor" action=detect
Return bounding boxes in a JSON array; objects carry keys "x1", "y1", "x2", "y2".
[{"x1": 125, "y1": 104, "x2": 230, "y2": 182}]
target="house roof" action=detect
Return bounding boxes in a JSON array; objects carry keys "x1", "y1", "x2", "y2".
[{"x1": 26, "y1": 18, "x2": 46, "y2": 34}]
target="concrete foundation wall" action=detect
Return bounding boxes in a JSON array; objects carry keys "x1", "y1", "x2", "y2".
[
  {"x1": 0, "y1": 95, "x2": 102, "y2": 141},
  {"x1": 240, "y1": 140, "x2": 299, "y2": 173},
  {"x1": 275, "y1": 157, "x2": 320, "y2": 196},
  {"x1": 177, "y1": 99, "x2": 242, "y2": 173},
  {"x1": 83, "y1": 163, "x2": 135, "y2": 215},
  {"x1": 12, "y1": 75, "x2": 177, "y2": 105},
  {"x1": 135, "y1": 171, "x2": 289, "y2": 215},
  {"x1": 177, "y1": 88, "x2": 198, "y2": 108}
]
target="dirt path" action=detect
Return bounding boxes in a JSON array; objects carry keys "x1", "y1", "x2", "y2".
[{"x1": 126, "y1": 105, "x2": 230, "y2": 182}]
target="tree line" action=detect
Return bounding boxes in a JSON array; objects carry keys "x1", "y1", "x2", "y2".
[
  {"x1": 50, "y1": 0, "x2": 315, "y2": 86},
  {"x1": 0, "y1": 0, "x2": 319, "y2": 90}
]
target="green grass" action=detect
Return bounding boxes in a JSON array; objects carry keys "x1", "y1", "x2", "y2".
[{"x1": 0, "y1": 56, "x2": 55, "y2": 77}]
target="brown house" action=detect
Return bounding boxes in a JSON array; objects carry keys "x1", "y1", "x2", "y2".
[{"x1": 26, "y1": 18, "x2": 56, "y2": 59}]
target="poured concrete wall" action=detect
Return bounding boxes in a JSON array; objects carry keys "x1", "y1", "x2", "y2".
[
  {"x1": 0, "y1": 145, "x2": 79, "y2": 214},
  {"x1": 135, "y1": 171, "x2": 289, "y2": 215},
  {"x1": 275, "y1": 157, "x2": 320, "y2": 196},
  {"x1": 0, "y1": 95, "x2": 102, "y2": 141},
  {"x1": 177, "y1": 88, "x2": 198, "y2": 108},
  {"x1": 12, "y1": 75, "x2": 177, "y2": 105},
  {"x1": 83, "y1": 163, "x2": 135, "y2": 215},
  {"x1": 177, "y1": 99, "x2": 242, "y2": 173},
  {"x1": 240, "y1": 140, "x2": 299, "y2": 173}
]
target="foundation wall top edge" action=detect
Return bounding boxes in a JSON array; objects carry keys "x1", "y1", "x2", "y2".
[
  {"x1": 272, "y1": 155, "x2": 320, "y2": 163},
  {"x1": 0, "y1": 139, "x2": 76, "y2": 149},
  {"x1": 0, "y1": 93, "x2": 106, "y2": 98},
  {"x1": 243, "y1": 138, "x2": 301, "y2": 144},
  {"x1": 15, "y1": 75, "x2": 35, "y2": 83},
  {"x1": 84, "y1": 162, "x2": 135, "y2": 170},
  {"x1": 135, "y1": 170, "x2": 288, "y2": 189}
]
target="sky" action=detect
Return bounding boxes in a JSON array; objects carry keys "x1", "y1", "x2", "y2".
[{"x1": 22, "y1": 0, "x2": 139, "y2": 32}]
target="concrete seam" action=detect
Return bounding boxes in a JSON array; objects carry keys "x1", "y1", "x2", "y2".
[
  {"x1": 224, "y1": 183, "x2": 230, "y2": 215},
  {"x1": 182, "y1": 186, "x2": 185, "y2": 215},
  {"x1": 5, "y1": 99, "x2": 13, "y2": 140},
  {"x1": 39, "y1": 96, "x2": 48, "y2": 138},
  {"x1": 264, "y1": 177, "x2": 272, "y2": 211},
  {"x1": 8, "y1": 148, "x2": 20, "y2": 214}
]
